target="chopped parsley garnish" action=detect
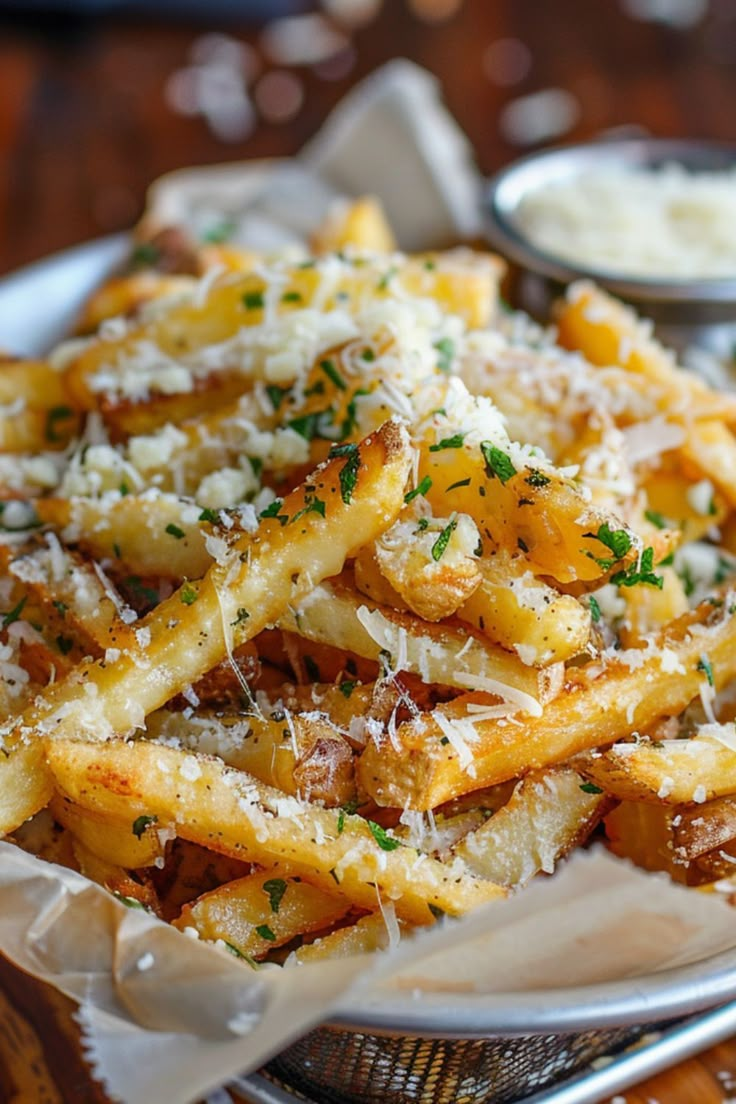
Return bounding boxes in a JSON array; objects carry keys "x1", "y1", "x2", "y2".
[
  {"x1": 113, "y1": 543, "x2": 122, "y2": 559},
  {"x1": 480, "y1": 443, "x2": 517, "y2": 484},
  {"x1": 125, "y1": 576, "x2": 160, "y2": 605},
  {"x1": 588, "y1": 596, "x2": 601, "y2": 624},
  {"x1": 260, "y1": 498, "x2": 284, "y2": 519},
  {"x1": 130, "y1": 242, "x2": 160, "y2": 267},
  {"x1": 281, "y1": 290, "x2": 303, "y2": 304},
  {"x1": 231, "y1": 608, "x2": 250, "y2": 627},
  {"x1": 644, "y1": 509, "x2": 668, "y2": 530},
  {"x1": 434, "y1": 337, "x2": 455, "y2": 373},
  {"x1": 579, "y1": 782, "x2": 604, "y2": 794},
  {"x1": 180, "y1": 583, "x2": 198, "y2": 606},
  {"x1": 224, "y1": 941, "x2": 259, "y2": 968},
  {"x1": 446, "y1": 477, "x2": 471, "y2": 492},
  {"x1": 431, "y1": 516, "x2": 457, "y2": 562},
  {"x1": 339, "y1": 388, "x2": 369, "y2": 440},
  {"x1": 404, "y1": 475, "x2": 432, "y2": 503},
  {"x1": 525, "y1": 470, "x2": 551, "y2": 488},
  {"x1": 287, "y1": 411, "x2": 326, "y2": 441},
  {"x1": 132, "y1": 814, "x2": 157, "y2": 838},
  {"x1": 2, "y1": 596, "x2": 26, "y2": 629},
  {"x1": 415, "y1": 517, "x2": 430, "y2": 532},
  {"x1": 255, "y1": 924, "x2": 277, "y2": 942},
  {"x1": 262, "y1": 878, "x2": 287, "y2": 914},
  {"x1": 336, "y1": 444, "x2": 360, "y2": 504},
  {"x1": 52, "y1": 600, "x2": 68, "y2": 618},
  {"x1": 610, "y1": 547, "x2": 663, "y2": 590},
  {"x1": 337, "y1": 809, "x2": 346, "y2": 834},
  {"x1": 56, "y1": 635, "x2": 73, "y2": 656},
  {"x1": 715, "y1": 556, "x2": 734, "y2": 584},
  {"x1": 587, "y1": 523, "x2": 632, "y2": 562},
  {"x1": 45, "y1": 405, "x2": 73, "y2": 443},
  {"x1": 361, "y1": 347, "x2": 376, "y2": 362},
  {"x1": 429, "y1": 433, "x2": 465, "y2": 453},
  {"x1": 201, "y1": 219, "x2": 236, "y2": 243},
  {"x1": 114, "y1": 893, "x2": 147, "y2": 910},
  {"x1": 119, "y1": 482, "x2": 130, "y2": 497},
  {"x1": 290, "y1": 496, "x2": 326, "y2": 524},
  {"x1": 266, "y1": 384, "x2": 288, "y2": 411},
  {"x1": 697, "y1": 655, "x2": 714, "y2": 687},
  {"x1": 428, "y1": 903, "x2": 446, "y2": 919},
  {"x1": 320, "y1": 358, "x2": 346, "y2": 391},
  {"x1": 198, "y1": 508, "x2": 219, "y2": 523},
  {"x1": 304, "y1": 655, "x2": 321, "y2": 682},
  {"x1": 367, "y1": 820, "x2": 401, "y2": 851},
  {"x1": 678, "y1": 564, "x2": 695, "y2": 596},
  {"x1": 242, "y1": 289, "x2": 265, "y2": 310},
  {"x1": 339, "y1": 680, "x2": 357, "y2": 698},
  {"x1": 377, "y1": 266, "x2": 398, "y2": 290},
  {"x1": 165, "y1": 523, "x2": 185, "y2": 540}
]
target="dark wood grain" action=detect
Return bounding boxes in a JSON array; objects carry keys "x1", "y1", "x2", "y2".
[{"x1": 2, "y1": 0, "x2": 736, "y2": 274}]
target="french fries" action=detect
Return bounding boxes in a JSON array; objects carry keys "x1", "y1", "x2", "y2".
[{"x1": 4, "y1": 215, "x2": 736, "y2": 966}]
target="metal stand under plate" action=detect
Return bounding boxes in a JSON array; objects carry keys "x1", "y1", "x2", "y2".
[{"x1": 230, "y1": 1000, "x2": 736, "y2": 1104}]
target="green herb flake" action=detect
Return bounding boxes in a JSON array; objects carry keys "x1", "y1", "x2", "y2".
[
  {"x1": 404, "y1": 475, "x2": 432, "y2": 503},
  {"x1": 114, "y1": 893, "x2": 147, "y2": 910},
  {"x1": 52, "y1": 600, "x2": 68, "y2": 618},
  {"x1": 281, "y1": 290, "x2": 303, "y2": 304},
  {"x1": 119, "y1": 482, "x2": 130, "y2": 497},
  {"x1": 259, "y1": 498, "x2": 284, "y2": 520},
  {"x1": 224, "y1": 941, "x2": 259, "y2": 968},
  {"x1": 180, "y1": 583, "x2": 198, "y2": 606},
  {"x1": 198, "y1": 508, "x2": 219, "y2": 523},
  {"x1": 644, "y1": 509, "x2": 668, "y2": 530},
  {"x1": 367, "y1": 820, "x2": 401, "y2": 851},
  {"x1": 480, "y1": 442, "x2": 517, "y2": 484},
  {"x1": 130, "y1": 242, "x2": 160, "y2": 268},
  {"x1": 231, "y1": 608, "x2": 250, "y2": 627},
  {"x1": 45, "y1": 405, "x2": 73, "y2": 443},
  {"x1": 415, "y1": 517, "x2": 430, "y2": 533},
  {"x1": 525, "y1": 470, "x2": 551, "y2": 488},
  {"x1": 2, "y1": 596, "x2": 27, "y2": 629},
  {"x1": 377, "y1": 266, "x2": 398, "y2": 291},
  {"x1": 588, "y1": 595, "x2": 601, "y2": 624},
  {"x1": 697, "y1": 654, "x2": 714, "y2": 687},
  {"x1": 320, "y1": 358, "x2": 346, "y2": 391},
  {"x1": 112, "y1": 543, "x2": 122, "y2": 559},
  {"x1": 255, "y1": 924, "x2": 277, "y2": 942},
  {"x1": 361, "y1": 347, "x2": 376, "y2": 362},
  {"x1": 262, "y1": 878, "x2": 288, "y2": 914},
  {"x1": 338, "y1": 448, "x2": 361, "y2": 505},
  {"x1": 201, "y1": 219, "x2": 236, "y2": 244},
  {"x1": 266, "y1": 384, "x2": 288, "y2": 411},
  {"x1": 132, "y1": 814, "x2": 157, "y2": 839},
  {"x1": 446, "y1": 477, "x2": 471, "y2": 492},
  {"x1": 431, "y1": 516, "x2": 458, "y2": 562},
  {"x1": 434, "y1": 337, "x2": 455, "y2": 373},
  {"x1": 428, "y1": 903, "x2": 446, "y2": 919},
  {"x1": 587, "y1": 522, "x2": 632, "y2": 562},
  {"x1": 579, "y1": 782, "x2": 604, "y2": 795},
  {"x1": 165, "y1": 523, "x2": 185, "y2": 540},
  {"x1": 242, "y1": 290, "x2": 265, "y2": 310},
  {"x1": 337, "y1": 809, "x2": 345, "y2": 834},
  {"x1": 339, "y1": 679, "x2": 357, "y2": 698},
  {"x1": 290, "y1": 496, "x2": 326, "y2": 524},
  {"x1": 429, "y1": 433, "x2": 465, "y2": 453},
  {"x1": 56, "y1": 634, "x2": 73, "y2": 656},
  {"x1": 610, "y1": 547, "x2": 663, "y2": 590}
]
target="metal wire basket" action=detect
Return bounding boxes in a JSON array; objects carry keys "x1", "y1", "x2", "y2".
[{"x1": 257, "y1": 946, "x2": 736, "y2": 1103}]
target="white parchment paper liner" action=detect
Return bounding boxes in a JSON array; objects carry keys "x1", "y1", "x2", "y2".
[
  {"x1": 3, "y1": 840, "x2": 736, "y2": 1104},
  {"x1": 4, "y1": 60, "x2": 736, "y2": 1104}
]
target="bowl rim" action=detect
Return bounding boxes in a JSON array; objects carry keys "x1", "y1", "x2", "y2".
[{"x1": 485, "y1": 137, "x2": 736, "y2": 303}]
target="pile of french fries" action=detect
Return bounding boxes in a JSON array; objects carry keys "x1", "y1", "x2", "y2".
[{"x1": 4, "y1": 193, "x2": 736, "y2": 969}]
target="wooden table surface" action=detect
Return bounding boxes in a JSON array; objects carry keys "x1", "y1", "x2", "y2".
[{"x1": 2, "y1": 1, "x2": 736, "y2": 1100}]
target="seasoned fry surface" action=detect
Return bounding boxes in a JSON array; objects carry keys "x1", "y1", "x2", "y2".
[{"x1": 3, "y1": 218, "x2": 736, "y2": 963}]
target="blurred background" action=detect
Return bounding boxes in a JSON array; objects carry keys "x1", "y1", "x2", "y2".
[{"x1": 0, "y1": 0, "x2": 734, "y2": 273}]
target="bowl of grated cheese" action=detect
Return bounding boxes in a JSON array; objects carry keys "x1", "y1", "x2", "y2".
[{"x1": 485, "y1": 138, "x2": 736, "y2": 361}]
